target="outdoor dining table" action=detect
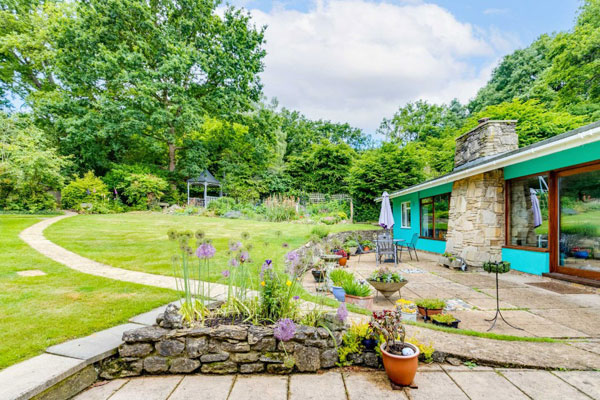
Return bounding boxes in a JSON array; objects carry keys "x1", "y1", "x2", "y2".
[{"x1": 393, "y1": 239, "x2": 405, "y2": 262}]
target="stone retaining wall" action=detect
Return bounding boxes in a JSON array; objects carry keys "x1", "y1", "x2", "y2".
[{"x1": 100, "y1": 316, "x2": 378, "y2": 378}]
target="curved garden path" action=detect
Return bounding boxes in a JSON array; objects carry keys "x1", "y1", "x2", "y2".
[
  {"x1": 19, "y1": 212, "x2": 229, "y2": 299},
  {"x1": 19, "y1": 212, "x2": 600, "y2": 370}
]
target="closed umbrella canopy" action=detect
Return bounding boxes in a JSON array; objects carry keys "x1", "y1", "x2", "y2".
[{"x1": 379, "y1": 191, "x2": 395, "y2": 230}]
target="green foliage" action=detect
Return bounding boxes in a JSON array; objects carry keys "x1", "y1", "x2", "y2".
[
  {"x1": 0, "y1": 113, "x2": 70, "y2": 211},
  {"x1": 414, "y1": 298, "x2": 446, "y2": 310},
  {"x1": 329, "y1": 269, "x2": 354, "y2": 287},
  {"x1": 482, "y1": 261, "x2": 511, "y2": 274},
  {"x1": 342, "y1": 279, "x2": 372, "y2": 297},
  {"x1": 337, "y1": 322, "x2": 371, "y2": 366},
  {"x1": 368, "y1": 269, "x2": 405, "y2": 283},
  {"x1": 430, "y1": 313, "x2": 457, "y2": 324},
  {"x1": 61, "y1": 171, "x2": 110, "y2": 210},
  {"x1": 310, "y1": 226, "x2": 329, "y2": 239},
  {"x1": 206, "y1": 197, "x2": 237, "y2": 216},
  {"x1": 263, "y1": 195, "x2": 298, "y2": 222},
  {"x1": 406, "y1": 335, "x2": 435, "y2": 363},
  {"x1": 122, "y1": 173, "x2": 168, "y2": 209}
]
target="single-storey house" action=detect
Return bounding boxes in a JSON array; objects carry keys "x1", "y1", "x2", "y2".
[{"x1": 382, "y1": 118, "x2": 600, "y2": 284}]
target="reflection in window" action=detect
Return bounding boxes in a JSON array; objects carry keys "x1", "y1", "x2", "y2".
[
  {"x1": 509, "y1": 175, "x2": 549, "y2": 248},
  {"x1": 420, "y1": 193, "x2": 450, "y2": 240}
]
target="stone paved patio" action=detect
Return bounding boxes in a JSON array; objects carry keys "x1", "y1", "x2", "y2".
[
  {"x1": 303, "y1": 251, "x2": 600, "y2": 339},
  {"x1": 74, "y1": 365, "x2": 600, "y2": 400}
]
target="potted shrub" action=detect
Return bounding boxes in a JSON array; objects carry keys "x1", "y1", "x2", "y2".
[
  {"x1": 362, "y1": 240, "x2": 374, "y2": 252},
  {"x1": 370, "y1": 310, "x2": 419, "y2": 386},
  {"x1": 368, "y1": 268, "x2": 407, "y2": 300},
  {"x1": 396, "y1": 299, "x2": 417, "y2": 322},
  {"x1": 329, "y1": 269, "x2": 354, "y2": 302},
  {"x1": 415, "y1": 298, "x2": 445, "y2": 320},
  {"x1": 335, "y1": 249, "x2": 348, "y2": 267},
  {"x1": 430, "y1": 313, "x2": 460, "y2": 328},
  {"x1": 482, "y1": 261, "x2": 511, "y2": 274},
  {"x1": 345, "y1": 239, "x2": 359, "y2": 255},
  {"x1": 342, "y1": 279, "x2": 374, "y2": 309},
  {"x1": 311, "y1": 260, "x2": 326, "y2": 282}
]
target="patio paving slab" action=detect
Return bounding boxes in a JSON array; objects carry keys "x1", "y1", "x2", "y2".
[
  {"x1": 409, "y1": 371, "x2": 469, "y2": 399},
  {"x1": 228, "y1": 374, "x2": 288, "y2": 400},
  {"x1": 72, "y1": 379, "x2": 128, "y2": 400},
  {"x1": 168, "y1": 375, "x2": 234, "y2": 400},
  {"x1": 481, "y1": 288, "x2": 568, "y2": 309},
  {"x1": 552, "y1": 371, "x2": 600, "y2": 399},
  {"x1": 569, "y1": 339, "x2": 600, "y2": 356},
  {"x1": 500, "y1": 370, "x2": 592, "y2": 400},
  {"x1": 343, "y1": 371, "x2": 408, "y2": 400},
  {"x1": 46, "y1": 322, "x2": 143, "y2": 364},
  {"x1": 0, "y1": 353, "x2": 85, "y2": 400},
  {"x1": 529, "y1": 308, "x2": 600, "y2": 336},
  {"x1": 447, "y1": 371, "x2": 529, "y2": 400},
  {"x1": 290, "y1": 371, "x2": 346, "y2": 400},
  {"x1": 109, "y1": 376, "x2": 182, "y2": 400}
]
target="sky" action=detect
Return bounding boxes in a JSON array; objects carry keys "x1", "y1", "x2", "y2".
[{"x1": 226, "y1": 0, "x2": 582, "y2": 134}]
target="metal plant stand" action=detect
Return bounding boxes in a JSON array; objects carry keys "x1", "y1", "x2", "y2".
[
  {"x1": 486, "y1": 265, "x2": 523, "y2": 332},
  {"x1": 318, "y1": 254, "x2": 341, "y2": 293}
]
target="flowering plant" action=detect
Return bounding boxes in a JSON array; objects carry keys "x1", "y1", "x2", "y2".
[
  {"x1": 369, "y1": 267, "x2": 405, "y2": 283},
  {"x1": 335, "y1": 249, "x2": 348, "y2": 258},
  {"x1": 396, "y1": 299, "x2": 417, "y2": 314},
  {"x1": 369, "y1": 309, "x2": 406, "y2": 353}
]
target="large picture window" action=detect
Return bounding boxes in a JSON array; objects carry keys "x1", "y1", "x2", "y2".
[
  {"x1": 420, "y1": 193, "x2": 450, "y2": 240},
  {"x1": 401, "y1": 201, "x2": 411, "y2": 228},
  {"x1": 508, "y1": 174, "x2": 549, "y2": 249}
]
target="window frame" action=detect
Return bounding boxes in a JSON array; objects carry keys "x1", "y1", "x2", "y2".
[
  {"x1": 400, "y1": 201, "x2": 411, "y2": 228},
  {"x1": 419, "y1": 193, "x2": 450, "y2": 241}
]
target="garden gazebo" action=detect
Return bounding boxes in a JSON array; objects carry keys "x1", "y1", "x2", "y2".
[{"x1": 187, "y1": 169, "x2": 222, "y2": 207}]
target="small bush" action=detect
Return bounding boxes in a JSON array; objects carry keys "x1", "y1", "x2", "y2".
[
  {"x1": 342, "y1": 279, "x2": 372, "y2": 297},
  {"x1": 207, "y1": 197, "x2": 236, "y2": 216},
  {"x1": 329, "y1": 269, "x2": 354, "y2": 287},
  {"x1": 61, "y1": 172, "x2": 110, "y2": 210},
  {"x1": 123, "y1": 173, "x2": 168, "y2": 208},
  {"x1": 263, "y1": 195, "x2": 298, "y2": 222},
  {"x1": 311, "y1": 226, "x2": 329, "y2": 239}
]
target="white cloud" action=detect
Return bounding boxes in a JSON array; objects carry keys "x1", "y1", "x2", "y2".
[
  {"x1": 247, "y1": 0, "x2": 517, "y2": 133},
  {"x1": 483, "y1": 8, "x2": 509, "y2": 15}
]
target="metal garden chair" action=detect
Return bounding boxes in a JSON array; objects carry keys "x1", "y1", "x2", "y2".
[
  {"x1": 376, "y1": 231, "x2": 397, "y2": 267},
  {"x1": 399, "y1": 233, "x2": 419, "y2": 261}
]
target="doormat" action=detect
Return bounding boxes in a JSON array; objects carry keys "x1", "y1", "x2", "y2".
[{"x1": 526, "y1": 281, "x2": 592, "y2": 294}]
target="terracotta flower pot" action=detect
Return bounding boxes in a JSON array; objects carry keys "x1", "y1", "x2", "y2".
[
  {"x1": 380, "y1": 342, "x2": 419, "y2": 386},
  {"x1": 345, "y1": 294, "x2": 374, "y2": 309},
  {"x1": 417, "y1": 306, "x2": 443, "y2": 320},
  {"x1": 338, "y1": 257, "x2": 348, "y2": 267}
]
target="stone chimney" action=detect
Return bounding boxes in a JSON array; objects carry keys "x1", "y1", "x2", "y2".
[{"x1": 454, "y1": 119, "x2": 518, "y2": 168}]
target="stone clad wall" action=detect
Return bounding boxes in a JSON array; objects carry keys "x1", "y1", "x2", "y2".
[
  {"x1": 100, "y1": 320, "x2": 379, "y2": 378},
  {"x1": 454, "y1": 120, "x2": 518, "y2": 168},
  {"x1": 444, "y1": 170, "x2": 505, "y2": 266}
]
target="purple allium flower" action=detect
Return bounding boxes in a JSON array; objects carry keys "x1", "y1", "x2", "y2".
[
  {"x1": 229, "y1": 241, "x2": 242, "y2": 252},
  {"x1": 285, "y1": 251, "x2": 299, "y2": 265},
  {"x1": 196, "y1": 243, "x2": 216, "y2": 259},
  {"x1": 222, "y1": 270, "x2": 230, "y2": 278},
  {"x1": 260, "y1": 259, "x2": 273, "y2": 280},
  {"x1": 293, "y1": 296, "x2": 300, "y2": 301},
  {"x1": 274, "y1": 318, "x2": 296, "y2": 342},
  {"x1": 336, "y1": 303, "x2": 348, "y2": 322},
  {"x1": 239, "y1": 251, "x2": 250, "y2": 263},
  {"x1": 229, "y1": 258, "x2": 239, "y2": 267}
]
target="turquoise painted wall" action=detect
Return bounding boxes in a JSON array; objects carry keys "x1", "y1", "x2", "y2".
[
  {"x1": 391, "y1": 182, "x2": 453, "y2": 255},
  {"x1": 501, "y1": 248, "x2": 549, "y2": 275},
  {"x1": 504, "y1": 141, "x2": 600, "y2": 179}
]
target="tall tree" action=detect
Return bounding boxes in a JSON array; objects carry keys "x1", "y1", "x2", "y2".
[{"x1": 48, "y1": 0, "x2": 265, "y2": 172}]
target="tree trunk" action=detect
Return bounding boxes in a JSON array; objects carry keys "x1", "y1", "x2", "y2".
[{"x1": 168, "y1": 143, "x2": 176, "y2": 172}]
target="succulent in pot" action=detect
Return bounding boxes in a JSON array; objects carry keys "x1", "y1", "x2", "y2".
[
  {"x1": 370, "y1": 310, "x2": 419, "y2": 386},
  {"x1": 414, "y1": 298, "x2": 446, "y2": 320},
  {"x1": 368, "y1": 268, "x2": 407, "y2": 300},
  {"x1": 430, "y1": 313, "x2": 460, "y2": 328}
]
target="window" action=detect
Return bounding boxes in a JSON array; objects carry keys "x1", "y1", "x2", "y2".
[
  {"x1": 508, "y1": 174, "x2": 549, "y2": 248},
  {"x1": 420, "y1": 193, "x2": 450, "y2": 240},
  {"x1": 401, "y1": 201, "x2": 411, "y2": 228}
]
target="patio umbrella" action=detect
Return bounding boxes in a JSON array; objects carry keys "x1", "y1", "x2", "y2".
[{"x1": 379, "y1": 191, "x2": 395, "y2": 230}]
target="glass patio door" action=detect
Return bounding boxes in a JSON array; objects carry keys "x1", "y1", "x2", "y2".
[{"x1": 557, "y1": 164, "x2": 600, "y2": 280}]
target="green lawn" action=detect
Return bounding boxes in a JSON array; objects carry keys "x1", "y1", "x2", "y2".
[
  {"x1": 45, "y1": 213, "x2": 375, "y2": 284},
  {"x1": 0, "y1": 215, "x2": 177, "y2": 370}
]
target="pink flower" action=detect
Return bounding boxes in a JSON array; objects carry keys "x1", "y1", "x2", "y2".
[
  {"x1": 196, "y1": 243, "x2": 216, "y2": 259},
  {"x1": 222, "y1": 270, "x2": 230, "y2": 278},
  {"x1": 229, "y1": 258, "x2": 239, "y2": 267},
  {"x1": 239, "y1": 251, "x2": 249, "y2": 263},
  {"x1": 274, "y1": 318, "x2": 296, "y2": 342},
  {"x1": 336, "y1": 303, "x2": 348, "y2": 322}
]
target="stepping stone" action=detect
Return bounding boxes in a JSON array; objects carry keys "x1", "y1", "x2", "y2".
[
  {"x1": 447, "y1": 371, "x2": 529, "y2": 400},
  {"x1": 229, "y1": 375, "x2": 288, "y2": 400},
  {"x1": 344, "y1": 371, "x2": 408, "y2": 400},
  {"x1": 290, "y1": 371, "x2": 346, "y2": 400},
  {"x1": 109, "y1": 376, "x2": 182, "y2": 400},
  {"x1": 72, "y1": 379, "x2": 129, "y2": 400},
  {"x1": 0, "y1": 353, "x2": 85, "y2": 400},
  {"x1": 46, "y1": 323, "x2": 143, "y2": 364},
  {"x1": 501, "y1": 370, "x2": 590, "y2": 400},
  {"x1": 16, "y1": 269, "x2": 46, "y2": 277},
  {"x1": 169, "y1": 375, "x2": 234, "y2": 400}
]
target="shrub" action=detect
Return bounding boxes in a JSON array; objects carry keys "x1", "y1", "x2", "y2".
[
  {"x1": 342, "y1": 279, "x2": 372, "y2": 297},
  {"x1": 415, "y1": 298, "x2": 446, "y2": 310},
  {"x1": 61, "y1": 171, "x2": 110, "y2": 210},
  {"x1": 123, "y1": 173, "x2": 168, "y2": 208},
  {"x1": 207, "y1": 197, "x2": 236, "y2": 216},
  {"x1": 329, "y1": 269, "x2": 354, "y2": 287},
  {"x1": 263, "y1": 195, "x2": 298, "y2": 222},
  {"x1": 311, "y1": 226, "x2": 329, "y2": 239}
]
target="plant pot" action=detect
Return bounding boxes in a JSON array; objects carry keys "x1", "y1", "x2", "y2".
[
  {"x1": 362, "y1": 338, "x2": 378, "y2": 351},
  {"x1": 439, "y1": 256, "x2": 450, "y2": 267},
  {"x1": 432, "y1": 319, "x2": 461, "y2": 329},
  {"x1": 363, "y1": 246, "x2": 370, "y2": 252},
  {"x1": 345, "y1": 294, "x2": 374, "y2": 309},
  {"x1": 368, "y1": 280, "x2": 407, "y2": 300},
  {"x1": 311, "y1": 269, "x2": 325, "y2": 282},
  {"x1": 332, "y1": 286, "x2": 346, "y2": 302},
  {"x1": 349, "y1": 247, "x2": 358, "y2": 255},
  {"x1": 417, "y1": 306, "x2": 443, "y2": 320},
  {"x1": 400, "y1": 311, "x2": 417, "y2": 322},
  {"x1": 380, "y1": 342, "x2": 419, "y2": 386},
  {"x1": 338, "y1": 257, "x2": 348, "y2": 267}
]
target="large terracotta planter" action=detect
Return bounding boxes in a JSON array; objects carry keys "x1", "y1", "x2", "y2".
[
  {"x1": 417, "y1": 306, "x2": 443, "y2": 320},
  {"x1": 345, "y1": 294, "x2": 374, "y2": 309},
  {"x1": 368, "y1": 280, "x2": 407, "y2": 300},
  {"x1": 338, "y1": 257, "x2": 348, "y2": 267},
  {"x1": 380, "y1": 342, "x2": 419, "y2": 386}
]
